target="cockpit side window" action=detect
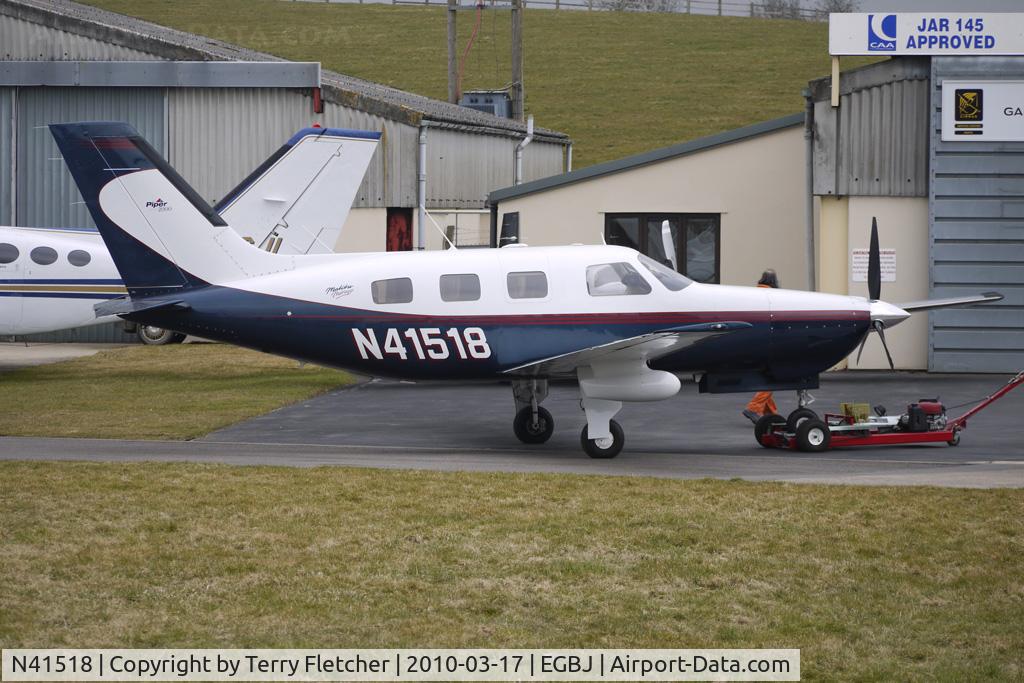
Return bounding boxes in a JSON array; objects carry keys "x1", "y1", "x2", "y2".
[
  {"x1": 586, "y1": 262, "x2": 652, "y2": 296},
  {"x1": 638, "y1": 254, "x2": 693, "y2": 291}
]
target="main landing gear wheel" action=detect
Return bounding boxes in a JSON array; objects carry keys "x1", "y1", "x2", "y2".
[
  {"x1": 138, "y1": 326, "x2": 186, "y2": 345},
  {"x1": 786, "y1": 407, "x2": 819, "y2": 433},
  {"x1": 754, "y1": 413, "x2": 786, "y2": 447},
  {"x1": 513, "y1": 406, "x2": 554, "y2": 444},
  {"x1": 795, "y1": 418, "x2": 831, "y2": 453},
  {"x1": 580, "y1": 420, "x2": 624, "y2": 459}
]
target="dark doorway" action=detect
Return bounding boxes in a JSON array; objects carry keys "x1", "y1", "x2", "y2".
[{"x1": 386, "y1": 208, "x2": 413, "y2": 251}]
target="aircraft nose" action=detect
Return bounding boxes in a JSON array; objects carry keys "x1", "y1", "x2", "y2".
[{"x1": 870, "y1": 300, "x2": 911, "y2": 327}]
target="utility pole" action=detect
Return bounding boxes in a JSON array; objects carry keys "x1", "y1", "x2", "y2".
[
  {"x1": 510, "y1": 0, "x2": 524, "y2": 121},
  {"x1": 447, "y1": 0, "x2": 458, "y2": 103}
]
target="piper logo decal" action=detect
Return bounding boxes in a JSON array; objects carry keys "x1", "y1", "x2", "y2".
[{"x1": 144, "y1": 198, "x2": 171, "y2": 212}]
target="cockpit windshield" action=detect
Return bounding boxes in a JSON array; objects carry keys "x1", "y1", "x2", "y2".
[{"x1": 638, "y1": 254, "x2": 692, "y2": 291}]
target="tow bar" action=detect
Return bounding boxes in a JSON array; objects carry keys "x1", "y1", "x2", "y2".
[{"x1": 756, "y1": 370, "x2": 1024, "y2": 453}]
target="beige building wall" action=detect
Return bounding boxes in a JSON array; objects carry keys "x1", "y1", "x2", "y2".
[
  {"x1": 496, "y1": 126, "x2": 808, "y2": 288},
  {"x1": 336, "y1": 208, "x2": 387, "y2": 253},
  {"x1": 845, "y1": 197, "x2": 929, "y2": 370}
]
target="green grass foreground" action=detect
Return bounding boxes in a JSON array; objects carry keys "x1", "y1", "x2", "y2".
[
  {"x1": 0, "y1": 345, "x2": 352, "y2": 439},
  {"x1": 1, "y1": 462, "x2": 1021, "y2": 679},
  {"x1": 83, "y1": 1, "x2": 879, "y2": 168}
]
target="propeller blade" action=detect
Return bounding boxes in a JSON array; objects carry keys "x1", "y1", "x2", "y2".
[
  {"x1": 855, "y1": 329, "x2": 870, "y2": 364},
  {"x1": 874, "y1": 320, "x2": 895, "y2": 370},
  {"x1": 897, "y1": 291, "x2": 1004, "y2": 313},
  {"x1": 868, "y1": 217, "x2": 881, "y2": 302}
]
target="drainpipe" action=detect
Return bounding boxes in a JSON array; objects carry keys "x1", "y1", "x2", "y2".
[
  {"x1": 566, "y1": 141, "x2": 573, "y2": 173},
  {"x1": 417, "y1": 123, "x2": 427, "y2": 250},
  {"x1": 803, "y1": 91, "x2": 816, "y2": 291},
  {"x1": 514, "y1": 115, "x2": 534, "y2": 185}
]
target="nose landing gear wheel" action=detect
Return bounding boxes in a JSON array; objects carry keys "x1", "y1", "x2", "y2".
[
  {"x1": 795, "y1": 418, "x2": 831, "y2": 452},
  {"x1": 513, "y1": 406, "x2": 554, "y2": 444},
  {"x1": 580, "y1": 420, "x2": 624, "y2": 459},
  {"x1": 786, "y1": 407, "x2": 818, "y2": 433}
]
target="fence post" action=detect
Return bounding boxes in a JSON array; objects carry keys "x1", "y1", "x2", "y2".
[{"x1": 718, "y1": 0, "x2": 722, "y2": 16}]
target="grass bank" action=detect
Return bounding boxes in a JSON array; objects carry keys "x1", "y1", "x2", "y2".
[
  {"x1": 0, "y1": 344, "x2": 352, "y2": 439},
  {"x1": 83, "y1": 1, "x2": 879, "y2": 167},
  {"x1": 1, "y1": 461, "x2": 1021, "y2": 679}
]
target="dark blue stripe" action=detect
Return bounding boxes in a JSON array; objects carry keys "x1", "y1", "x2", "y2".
[
  {"x1": 0, "y1": 291, "x2": 122, "y2": 299},
  {"x1": 285, "y1": 127, "x2": 381, "y2": 146},
  {"x1": 0, "y1": 278, "x2": 123, "y2": 285}
]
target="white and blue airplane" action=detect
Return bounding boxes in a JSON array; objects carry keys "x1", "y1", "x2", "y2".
[
  {"x1": 50, "y1": 122, "x2": 1001, "y2": 458},
  {"x1": 0, "y1": 126, "x2": 380, "y2": 341}
]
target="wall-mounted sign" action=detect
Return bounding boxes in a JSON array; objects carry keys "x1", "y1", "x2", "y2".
[
  {"x1": 942, "y1": 81, "x2": 1024, "y2": 141},
  {"x1": 851, "y1": 249, "x2": 896, "y2": 283},
  {"x1": 830, "y1": 13, "x2": 1024, "y2": 56}
]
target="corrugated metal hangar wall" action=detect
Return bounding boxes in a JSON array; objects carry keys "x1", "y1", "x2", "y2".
[
  {"x1": 929, "y1": 57, "x2": 1024, "y2": 373},
  {"x1": 811, "y1": 56, "x2": 1024, "y2": 373}
]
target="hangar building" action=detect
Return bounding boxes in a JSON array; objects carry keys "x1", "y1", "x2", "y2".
[
  {"x1": 489, "y1": 55, "x2": 1024, "y2": 374},
  {"x1": 0, "y1": 0, "x2": 570, "y2": 340}
]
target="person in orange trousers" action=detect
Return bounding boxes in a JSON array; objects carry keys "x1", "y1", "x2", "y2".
[{"x1": 743, "y1": 269, "x2": 779, "y2": 424}]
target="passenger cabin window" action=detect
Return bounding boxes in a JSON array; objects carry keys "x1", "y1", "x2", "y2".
[
  {"x1": 68, "y1": 249, "x2": 91, "y2": 267},
  {"x1": 371, "y1": 277, "x2": 413, "y2": 304},
  {"x1": 586, "y1": 262, "x2": 652, "y2": 297},
  {"x1": 30, "y1": 246, "x2": 58, "y2": 266},
  {"x1": 0, "y1": 243, "x2": 18, "y2": 264},
  {"x1": 638, "y1": 254, "x2": 693, "y2": 291},
  {"x1": 507, "y1": 271, "x2": 548, "y2": 299},
  {"x1": 440, "y1": 273, "x2": 481, "y2": 302}
]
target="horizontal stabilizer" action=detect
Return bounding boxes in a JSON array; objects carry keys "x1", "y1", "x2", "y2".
[
  {"x1": 94, "y1": 296, "x2": 190, "y2": 318},
  {"x1": 504, "y1": 321, "x2": 751, "y2": 377},
  {"x1": 897, "y1": 291, "x2": 1003, "y2": 313}
]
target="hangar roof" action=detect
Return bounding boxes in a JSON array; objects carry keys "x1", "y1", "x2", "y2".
[
  {"x1": 488, "y1": 112, "x2": 803, "y2": 204},
  {"x1": 0, "y1": 0, "x2": 569, "y2": 143}
]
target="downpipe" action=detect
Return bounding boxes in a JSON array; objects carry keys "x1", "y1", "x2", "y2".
[
  {"x1": 417, "y1": 124, "x2": 427, "y2": 250},
  {"x1": 514, "y1": 115, "x2": 534, "y2": 185}
]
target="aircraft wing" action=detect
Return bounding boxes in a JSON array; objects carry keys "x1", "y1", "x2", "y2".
[
  {"x1": 502, "y1": 321, "x2": 751, "y2": 377},
  {"x1": 216, "y1": 128, "x2": 380, "y2": 255},
  {"x1": 896, "y1": 291, "x2": 1003, "y2": 313}
]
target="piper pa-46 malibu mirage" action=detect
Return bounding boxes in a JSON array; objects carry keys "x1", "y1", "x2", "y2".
[
  {"x1": 0, "y1": 126, "x2": 379, "y2": 339},
  {"x1": 52, "y1": 122, "x2": 1002, "y2": 458}
]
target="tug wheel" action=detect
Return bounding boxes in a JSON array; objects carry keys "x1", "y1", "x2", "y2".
[
  {"x1": 795, "y1": 419, "x2": 831, "y2": 453},
  {"x1": 786, "y1": 407, "x2": 818, "y2": 433},
  {"x1": 513, "y1": 406, "x2": 554, "y2": 444},
  {"x1": 581, "y1": 420, "x2": 624, "y2": 459},
  {"x1": 947, "y1": 429, "x2": 961, "y2": 447},
  {"x1": 754, "y1": 414, "x2": 786, "y2": 447}
]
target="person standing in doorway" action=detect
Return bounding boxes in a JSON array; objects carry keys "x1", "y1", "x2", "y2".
[{"x1": 743, "y1": 269, "x2": 779, "y2": 424}]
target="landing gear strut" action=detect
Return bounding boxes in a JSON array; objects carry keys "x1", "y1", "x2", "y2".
[{"x1": 511, "y1": 379, "x2": 553, "y2": 444}]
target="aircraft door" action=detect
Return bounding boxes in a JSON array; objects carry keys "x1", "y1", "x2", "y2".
[{"x1": 0, "y1": 240, "x2": 22, "y2": 334}]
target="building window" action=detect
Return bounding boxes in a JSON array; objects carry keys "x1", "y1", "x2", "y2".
[
  {"x1": 499, "y1": 212, "x2": 520, "y2": 247},
  {"x1": 0, "y1": 243, "x2": 18, "y2": 264},
  {"x1": 440, "y1": 273, "x2": 481, "y2": 302},
  {"x1": 68, "y1": 249, "x2": 92, "y2": 267},
  {"x1": 371, "y1": 277, "x2": 414, "y2": 304},
  {"x1": 605, "y1": 213, "x2": 720, "y2": 283},
  {"x1": 507, "y1": 271, "x2": 547, "y2": 299},
  {"x1": 586, "y1": 262, "x2": 652, "y2": 296},
  {"x1": 30, "y1": 246, "x2": 58, "y2": 266}
]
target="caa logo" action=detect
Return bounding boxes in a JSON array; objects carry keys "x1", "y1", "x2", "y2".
[{"x1": 868, "y1": 14, "x2": 897, "y2": 52}]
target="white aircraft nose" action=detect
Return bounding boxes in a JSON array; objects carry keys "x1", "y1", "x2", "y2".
[{"x1": 870, "y1": 300, "x2": 911, "y2": 327}]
